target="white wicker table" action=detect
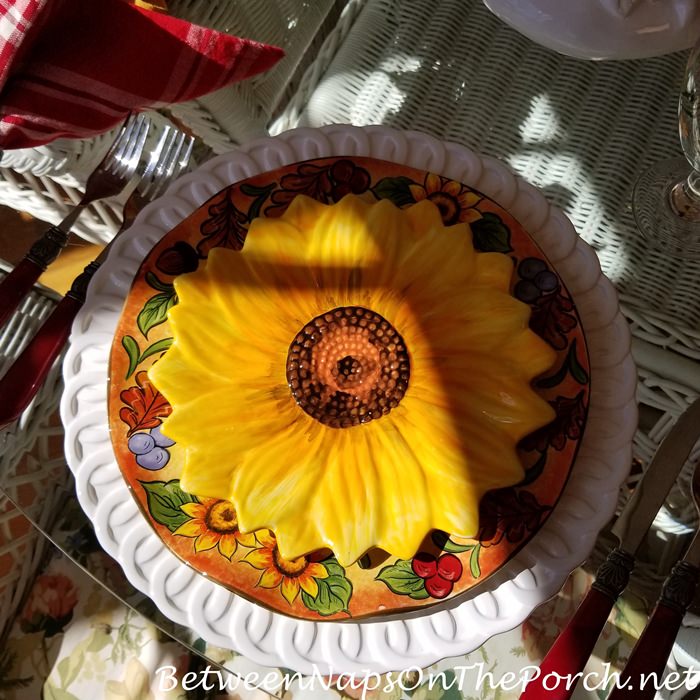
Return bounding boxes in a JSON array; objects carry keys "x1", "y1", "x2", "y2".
[{"x1": 2, "y1": 0, "x2": 700, "y2": 698}]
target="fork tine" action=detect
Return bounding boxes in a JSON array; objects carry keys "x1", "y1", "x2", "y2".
[
  {"x1": 148, "y1": 131, "x2": 186, "y2": 194},
  {"x1": 81, "y1": 113, "x2": 151, "y2": 203},
  {"x1": 103, "y1": 112, "x2": 143, "y2": 165},
  {"x1": 114, "y1": 114, "x2": 151, "y2": 175},
  {"x1": 139, "y1": 125, "x2": 175, "y2": 182},
  {"x1": 141, "y1": 133, "x2": 194, "y2": 202}
]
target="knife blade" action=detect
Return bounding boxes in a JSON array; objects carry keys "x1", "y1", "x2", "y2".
[
  {"x1": 611, "y1": 397, "x2": 700, "y2": 554},
  {"x1": 520, "y1": 397, "x2": 700, "y2": 700}
]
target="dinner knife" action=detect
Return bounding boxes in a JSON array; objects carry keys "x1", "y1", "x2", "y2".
[
  {"x1": 520, "y1": 397, "x2": 700, "y2": 700},
  {"x1": 607, "y1": 464, "x2": 700, "y2": 700}
]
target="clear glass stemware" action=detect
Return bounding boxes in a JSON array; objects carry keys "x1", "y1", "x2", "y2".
[{"x1": 634, "y1": 39, "x2": 700, "y2": 257}]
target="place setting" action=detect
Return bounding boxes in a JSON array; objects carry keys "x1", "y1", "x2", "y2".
[{"x1": 59, "y1": 124, "x2": 636, "y2": 675}]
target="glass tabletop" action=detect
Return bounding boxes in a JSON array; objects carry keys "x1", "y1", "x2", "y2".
[{"x1": 3, "y1": 0, "x2": 700, "y2": 697}]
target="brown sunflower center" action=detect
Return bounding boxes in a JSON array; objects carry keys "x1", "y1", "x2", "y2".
[
  {"x1": 286, "y1": 306, "x2": 410, "y2": 428},
  {"x1": 273, "y1": 549, "x2": 308, "y2": 576},
  {"x1": 427, "y1": 191, "x2": 460, "y2": 224},
  {"x1": 205, "y1": 501, "x2": 239, "y2": 533}
]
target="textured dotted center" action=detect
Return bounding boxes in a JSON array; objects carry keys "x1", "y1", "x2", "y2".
[{"x1": 286, "y1": 307, "x2": 410, "y2": 428}]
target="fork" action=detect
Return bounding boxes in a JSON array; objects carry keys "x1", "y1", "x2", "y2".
[
  {"x1": 608, "y1": 462, "x2": 700, "y2": 699},
  {"x1": 0, "y1": 113, "x2": 150, "y2": 331},
  {"x1": 0, "y1": 126, "x2": 194, "y2": 428}
]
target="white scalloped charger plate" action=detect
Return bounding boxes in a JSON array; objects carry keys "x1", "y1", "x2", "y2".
[{"x1": 61, "y1": 125, "x2": 637, "y2": 674}]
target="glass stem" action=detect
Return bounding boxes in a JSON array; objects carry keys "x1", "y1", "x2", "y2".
[{"x1": 670, "y1": 168, "x2": 700, "y2": 221}]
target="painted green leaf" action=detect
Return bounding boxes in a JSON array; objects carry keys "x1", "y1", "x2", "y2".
[
  {"x1": 145, "y1": 270, "x2": 175, "y2": 293},
  {"x1": 471, "y1": 212, "x2": 513, "y2": 253},
  {"x1": 469, "y1": 544, "x2": 482, "y2": 579},
  {"x1": 122, "y1": 335, "x2": 140, "y2": 379},
  {"x1": 240, "y1": 182, "x2": 275, "y2": 220},
  {"x1": 537, "y1": 339, "x2": 588, "y2": 389},
  {"x1": 376, "y1": 559, "x2": 429, "y2": 599},
  {"x1": 519, "y1": 451, "x2": 547, "y2": 487},
  {"x1": 240, "y1": 182, "x2": 275, "y2": 197},
  {"x1": 140, "y1": 480, "x2": 198, "y2": 532},
  {"x1": 568, "y1": 338, "x2": 589, "y2": 385},
  {"x1": 431, "y1": 531, "x2": 474, "y2": 553},
  {"x1": 300, "y1": 558, "x2": 353, "y2": 616},
  {"x1": 137, "y1": 291, "x2": 177, "y2": 339},
  {"x1": 371, "y1": 176, "x2": 416, "y2": 207},
  {"x1": 138, "y1": 337, "x2": 173, "y2": 365},
  {"x1": 536, "y1": 360, "x2": 567, "y2": 389}
]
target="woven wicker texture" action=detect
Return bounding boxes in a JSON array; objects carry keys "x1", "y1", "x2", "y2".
[
  {"x1": 0, "y1": 130, "x2": 126, "y2": 243},
  {"x1": 284, "y1": 0, "x2": 700, "y2": 356},
  {"x1": 0, "y1": 271, "x2": 66, "y2": 643},
  {"x1": 167, "y1": 0, "x2": 342, "y2": 151}
]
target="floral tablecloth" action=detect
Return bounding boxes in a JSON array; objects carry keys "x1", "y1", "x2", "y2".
[{"x1": 0, "y1": 504, "x2": 651, "y2": 700}]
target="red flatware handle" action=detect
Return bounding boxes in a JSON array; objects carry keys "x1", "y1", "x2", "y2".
[
  {"x1": 0, "y1": 261, "x2": 98, "y2": 427},
  {"x1": 520, "y1": 548, "x2": 634, "y2": 700},
  {"x1": 608, "y1": 560, "x2": 699, "y2": 700},
  {"x1": 0, "y1": 224, "x2": 68, "y2": 329}
]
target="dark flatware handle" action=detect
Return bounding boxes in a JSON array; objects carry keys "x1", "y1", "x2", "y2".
[
  {"x1": 0, "y1": 261, "x2": 99, "y2": 427},
  {"x1": 608, "y1": 560, "x2": 699, "y2": 700},
  {"x1": 520, "y1": 548, "x2": 634, "y2": 700},
  {"x1": 0, "y1": 224, "x2": 69, "y2": 329}
]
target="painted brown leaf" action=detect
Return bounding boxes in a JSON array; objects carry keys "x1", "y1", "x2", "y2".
[
  {"x1": 198, "y1": 188, "x2": 248, "y2": 256},
  {"x1": 266, "y1": 163, "x2": 334, "y2": 213},
  {"x1": 478, "y1": 488, "x2": 552, "y2": 547},
  {"x1": 529, "y1": 291, "x2": 577, "y2": 351},
  {"x1": 119, "y1": 370, "x2": 171, "y2": 436},
  {"x1": 521, "y1": 391, "x2": 586, "y2": 453}
]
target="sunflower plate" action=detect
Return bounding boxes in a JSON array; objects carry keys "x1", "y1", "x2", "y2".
[{"x1": 107, "y1": 156, "x2": 590, "y2": 621}]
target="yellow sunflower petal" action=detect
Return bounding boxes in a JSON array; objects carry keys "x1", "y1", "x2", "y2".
[
  {"x1": 217, "y1": 534, "x2": 238, "y2": 560},
  {"x1": 391, "y1": 221, "x2": 477, "y2": 312},
  {"x1": 280, "y1": 577, "x2": 301, "y2": 605},
  {"x1": 457, "y1": 190, "x2": 481, "y2": 208},
  {"x1": 172, "y1": 519, "x2": 205, "y2": 539},
  {"x1": 255, "y1": 529, "x2": 277, "y2": 548},
  {"x1": 459, "y1": 208, "x2": 483, "y2": 224},
  {"x1": 233, "y1": 425, "x2": 331, "y2": 560},
  {"x1": 298, "y1": 573, "x2": 319, "y2": 598},
  {"x1": 404, "y1": 198, "x2": 445, "y2": 237},
  {"x1": 194, "y1": 531, "x2": 220, "y2": 553},
  {"x1": 408, "y1": 183, "x2": 427, "y2": 202},
  {"x1": 442, "y1": 179, "x2": 462, "y2": 197},
  {"x1": 243, "y1": 547, "x2": 275, "y2": 570},
  {"x1": 258, "y1": 567, "x2": 283, "y2": 589},
  {"x1": 305, "y1": 562, "x2": 329, "y2": 580},
  {"x1": 235, "y1": 531, "x2": 258, "y2": 548},
  {"x1": 424, "y1": 172, "x2": 441, "y2": 194},
  {"x1": 180, "y1": 502, "x2": 207, "y2": 519}
]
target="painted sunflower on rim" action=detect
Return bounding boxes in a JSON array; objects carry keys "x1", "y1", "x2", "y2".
[
  {"x1": 148, "y1": 194, "x2": 556, "y2": 566},
  {"x1": 172, "y1": 497, "x2": 256, "y2": 559},
  {"x1": 242, "y1": 530, "x2": 329, "y2": 605}
]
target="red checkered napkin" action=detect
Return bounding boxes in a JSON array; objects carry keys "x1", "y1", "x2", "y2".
[{"x1": 0, "y1": 0, "x2": 284, "y2": 149}]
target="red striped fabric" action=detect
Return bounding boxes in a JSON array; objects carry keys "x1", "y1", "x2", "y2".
[{"x1": 0, "y1": 0, "x2": 284, "y2": 149}]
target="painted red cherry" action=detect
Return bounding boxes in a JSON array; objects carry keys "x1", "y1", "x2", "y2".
[
  {"x1": 437, "y1": 553, "x2": 463, "y2": 582},
  {"x1": 411, "y1": 552, "x2": 437, "y2": 579},
  {"x1": 425, "y1": 573, "x2": 453, "y2": 599}
]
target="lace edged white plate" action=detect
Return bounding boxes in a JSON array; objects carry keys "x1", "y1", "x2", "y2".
[{"x1": 61, "y1": 124, "x2": 637, "y2": 674}]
